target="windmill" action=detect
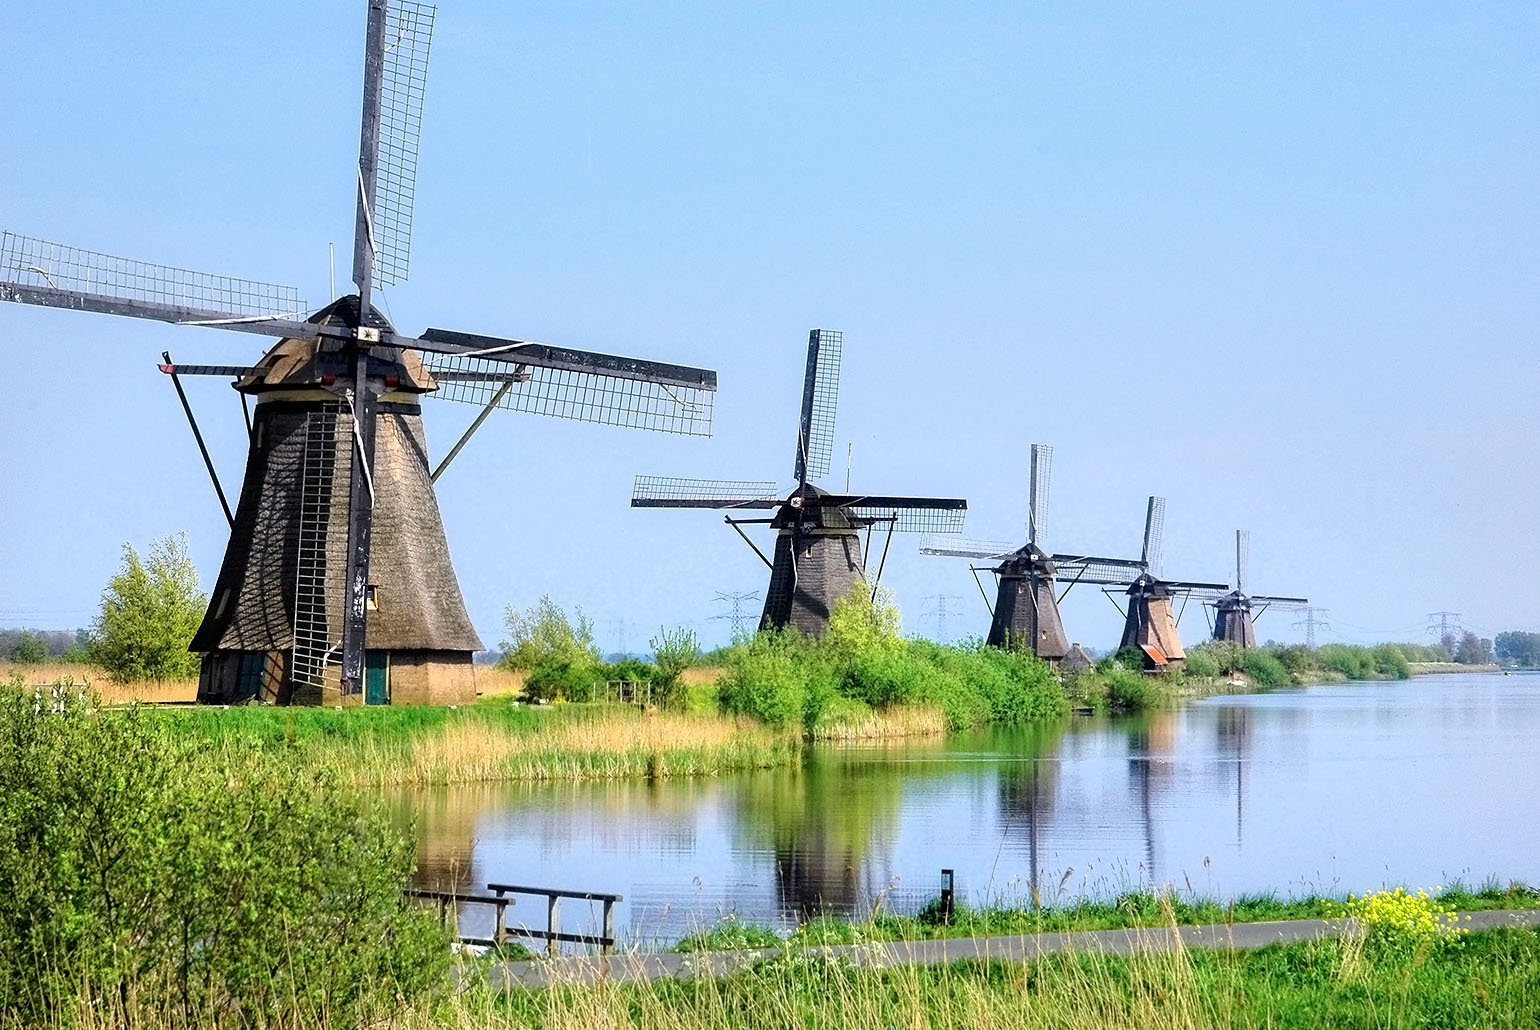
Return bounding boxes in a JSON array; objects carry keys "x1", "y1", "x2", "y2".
[
  {"x1": 631, "y1": 330, "x2": 966, "y2": 635},
  {"x1": 919, "y1": 445, "x2": 1146, "y2": 661},
  {"x1": 1208, "y1": 530, "x2": 1308, "y2": 647},
  {"x1": 1114, "y1": 498, "x2": 1229, "y2": 668},
  {"x1": 0, "y1": 1, "x2": 717, "y2": 706}
]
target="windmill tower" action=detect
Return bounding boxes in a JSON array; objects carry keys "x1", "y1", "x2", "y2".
[
  {"x1": 1210, "y1": 530, "x2": 1308, "y2": 647},
  {"x1": 0, "y1": 1, "x2": 717, "y2": 706},
  {"x1": 632, "y1": 330, "x2": 967, "y2": 636},
  {"x1": 920, "y1": 445, "x2": 1146, "y2": 661},
  {"x1": 1115, "y1": 499, "x2": 1229, "y2": 668}
]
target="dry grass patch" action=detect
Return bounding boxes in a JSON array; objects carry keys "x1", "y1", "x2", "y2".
[
  {"x1": 333, "y1": 708, "x2": 799, "y2": 788},
  {"x1": 0, "y1": 663, "x2": 197, "y2": 704},
  {"x1": 811, "y1": 705, "x2": 948, "y2": 741}
]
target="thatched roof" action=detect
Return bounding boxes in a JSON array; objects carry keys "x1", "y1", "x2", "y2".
[{"x1": 236, "y1": 295, "x2": 436, "y2": 394}]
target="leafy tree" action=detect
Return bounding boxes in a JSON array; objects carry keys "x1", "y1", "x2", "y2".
[
  {"x1": 1453, "y1": 630, "x2": 1493, "y2": 665},
  {"x1": 825, "y1": 582, "x2": 902, "y2": 658},
  {"x1": 649, "y1": 626, "x2": 701, "y2": 706},
  {"x1": 7, "y1": 632, "x2": 46, "y2": 664},
  {"x1": 498, "y1": 595, "x2": 601, "y2": 671},
  {"x1": 1495, "y1": 631, "x2": 1540, "y2": 667},
  {"x1": 88, "y1": 535, "x2": 206, "y2": 682}
]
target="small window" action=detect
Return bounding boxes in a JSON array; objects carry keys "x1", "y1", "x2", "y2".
[{"x1": 365, "y1": 585, "x2": 379, "y2": 611}]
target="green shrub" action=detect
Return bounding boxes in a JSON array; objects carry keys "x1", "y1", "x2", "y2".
[
  {"x1": 649, "y1": 626, "x2": 701, "y2": 707},
  {"x1": 1370, "y1": 644, "x2": 1412, "y2": 680},
  {"x1": 717, "y1": 632, "x2": 811, "y2": 729},
  {"x1": 1182, "y1": 649, "x2": 1222, "y2": 679},
  {"x1": 524, "y1": 657, "x2": 604, "y2": 703},
  {"x1": 1240, "y1": 648, "x2": 1294, "y2": 687},
  {"x1": 1271, "y1": 644, "x2": 1315, "y2": 676},
  {"x1": 607, "y1": 658, "x2": 656, "y2": 684},
  {"x1": 0, "y1": 685, "x2": 448, "y2": 1024},
  {"x1": 7, "y1": 632, "x2": 46, "y2": 664},
  {"x1": 1104, "y1": 663, "x2": 1166, "y2": 711},
  {"x1": 499, "y1": 596, "x2": 601, "y2": 672}
]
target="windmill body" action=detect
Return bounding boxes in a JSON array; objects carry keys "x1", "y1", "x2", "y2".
[
  {"x1": 633, "y1": 330, "x2": 967, "y2": 637},
  {"x1": 920, "y1": 446, "x2": 1147, "y2": 663},
  {"x1": 1209, "y1": 530, "x2": 1308, "y2": 649},
  {"x1": 1115, "y1": 500, "x2": 1229, "y2": 668},
  {"x1": 1, "y1": 2, "x2": 718, "y2": 705}
]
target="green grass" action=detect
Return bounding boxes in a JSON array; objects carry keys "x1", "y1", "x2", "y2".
[{"x1": 458, "y1": 927, "x2": 1540, "y2": 1030}]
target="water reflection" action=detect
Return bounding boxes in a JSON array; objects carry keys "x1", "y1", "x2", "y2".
[{"x1": 400, "y1": 674, "x2": 1540, "y2": 943}]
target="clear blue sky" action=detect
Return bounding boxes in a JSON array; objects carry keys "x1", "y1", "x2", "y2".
[{"x1": 2, "y1": 1, "x2": 1536, "y2": 654}]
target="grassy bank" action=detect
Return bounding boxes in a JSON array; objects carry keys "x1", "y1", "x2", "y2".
[
  {"x1": 462, "y1": 925, "x2": 1540, "y2": 1030},
  {"x1": 44, "y1": 924, "x2": 1540, "y2": 1029},
  {"x1": 158, "y1": 701, "x2": 800, "y2": 787},
  {"x1": 674, "y1": 883, "x2": 1540, "y2": 951}
]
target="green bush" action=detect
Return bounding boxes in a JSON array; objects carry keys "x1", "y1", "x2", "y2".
[
  {"x1": 1104, "y1": 663, "x2": 1167, "y2": 711},
  {"x1": 7, "y1": 632, "x2": 46, "y2": 664},
  {"x1": 524, "y1": 657, "x2": 604, "y2": 703},
  {"x1": 717, "y1": 631, "x2": 811, "y2": 729},
  {"x1": 1370, "y1": 643, "x2": 1412, "y2": 679},
  {"x1": 649, "y1": 626, "x2": 701, "y2": 707},
  {"x1": 499, "y1": 596, "x2": 602, "y2": 672},
  {"x1": 0, "y1": 683, "x2": 448, "y2": 1025},
  {"x1": 1240, "y1": 648, "x2": 1294, "y2": 687},
  {"x1": 1182, "y1": 649, "x2": 1222, "y2": 679}
]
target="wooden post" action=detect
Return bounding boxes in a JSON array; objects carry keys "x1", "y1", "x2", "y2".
[
  {"x1": 494, "y1": 897, "x2": 508, "y2": 945},
  {"x1": 547, "y1": 895, "x2": 561, "y2": 957},
  {"x1": 940, "y1": 868, "x2": 955, "y2": 924},
  {"x1": 602, "y1": 898, "x2": 616, "y2": 954}
]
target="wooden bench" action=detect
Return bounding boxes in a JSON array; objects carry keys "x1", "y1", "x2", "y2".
[{"x1": 407, "y1": 883, "x2": 624, "y2": 955}]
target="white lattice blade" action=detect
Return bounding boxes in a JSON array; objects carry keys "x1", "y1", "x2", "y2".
[
  {"x1": 632, "y1": 475, "x2": 781, "y2": 505},
  {"x1": 920, "y1": 536, "x2": 1019, "y2": 559},
  {"x1": 1, "y1": 232, "x2": 306, "y2": 320}
]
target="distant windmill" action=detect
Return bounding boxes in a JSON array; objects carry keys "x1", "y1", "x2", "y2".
[
  {"x1": 1114, "y1": 499, "x2": 1229, "y2": 669},
  {"x1": 0, "y1": 1, "x2": 717, "y2": 706},
  {"x1": 920, "y1": 445, "x2": 1145, "y2": 662},
  {"x1": 632, "y1": 330, "x2": 967, "y2": 635},
  {"x1": 1208, "y1": 530, "x2": 1308, "y2": 647}
]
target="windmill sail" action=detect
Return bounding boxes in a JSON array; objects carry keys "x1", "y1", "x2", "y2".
[
  {"x1": 1140, "y1": 496, "x2": 1166, "y2": 576},
  {"x1": 793, "y1": 329, "x2": 841, "y2": 483},
  {"x1": 0, "y1": 232, "x2": 308, "y2": 329},
  {"x1": 829, "y1": 495, "x2": 968, "y2": 534},
  {"x1": 1027, "y1": 443, "x2": 1052, "y2": 546},
  {"x1": 369, "y1": 0, "x2": 434, "y2": 289},
  {"x1": 631, "y1": 476, "x2": 781, "y2": 508},
  {"x1": 919, "y1": 537, "x2": 1020, "y2": 560}
]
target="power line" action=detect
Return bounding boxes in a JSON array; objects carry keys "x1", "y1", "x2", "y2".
[
  {"x1": 922, "y1": 593, "x2": 965, "y2": 643},
  {"x1": 1427, "y1": 611, "x2": 1462, "y2": 650},
  {"x1": 1291, "y1": 606, "x2": 1331, "y2": 648},
  {"x1": 710, "y1": 591, "x2": 760, "y2": 638}
]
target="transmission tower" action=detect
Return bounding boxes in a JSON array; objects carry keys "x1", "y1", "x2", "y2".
[
  {"x1": 711, "y1": 591, "x2": 760, "y2": 638},
  {"x1": 922, "y1": 593, "x2": 966, "y2": 643},
  {"x1": 1427, "y1": 611, "x2": 1462, "y2": 652},
  {"x1": 1291, "y1": 606, "x2": 1331, "y2": 648}
]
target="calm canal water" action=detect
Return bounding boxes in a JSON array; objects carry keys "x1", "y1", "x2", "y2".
[{"x1": 402, "y1": 673, "x2": 1540, "y2": 945}]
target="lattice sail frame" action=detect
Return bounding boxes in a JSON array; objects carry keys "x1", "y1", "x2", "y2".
[
  {"x1": 918, "y1": 537, "x2": 1021, "y2": 559},
  {"x1": 632, "y1": 476, "x2": 780, "y2": 506},
  {"x1": 1027, "y1": 443, "x2": 1052, "y2": 546},
  {"x1": 0, "y1": 232, "x2": 306, "y2": 320},
  {"x1": 1141, "y1": 496, "x2": 1167, "y2": 577},
  {"x1": 845, "y1": 503, "x2": 965, "y2": 534},
  {"x1": 423, "y1": 352, "x2": 715, "y2": 436},
  {"x1": 799, "y1": 329, "x2": 842, "y2": 480},
  {"x1": 372, "y1": 0, "x2": 435, "y2": 288}
]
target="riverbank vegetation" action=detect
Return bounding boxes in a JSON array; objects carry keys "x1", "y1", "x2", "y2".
[{"x1": 675, "y1": 882, "x2": 1540, "y2": 951}]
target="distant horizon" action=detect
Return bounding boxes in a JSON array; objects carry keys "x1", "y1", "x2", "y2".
[{"x1": 3, "y1": 2, "x2": 1536, "y2": 657}]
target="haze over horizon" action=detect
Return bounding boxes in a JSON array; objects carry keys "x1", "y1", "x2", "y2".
[{"x1": 2, "y1": 1, "x2": 1535, "y2": 655}]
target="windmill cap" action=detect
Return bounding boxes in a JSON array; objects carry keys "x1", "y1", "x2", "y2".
[
  {"x1": 236, "y1": 295, "x2": 437, "y2": 395},
  {"x1": 771, "y1": 484, "x2": 860, "y2": 530}
]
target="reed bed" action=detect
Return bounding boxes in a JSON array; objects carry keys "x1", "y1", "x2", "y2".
[
  {"x1": 809, "y1": 704, "x2": 948, "y2": 741},
  {"x1": 0, "y1": 662, "x2": 198, "y2": 703},
  {"x1": 215, "y1": 705, "x2": 804, "y2": 788}
]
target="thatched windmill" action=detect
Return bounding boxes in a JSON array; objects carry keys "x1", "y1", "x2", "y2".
[
  {"x1": 0, "y1": 1, "x2": 717, "y2": 706},
  {"x1": 1209, "y1": 530, "x2": 1308, "y2": 647},
  {"x1": 1113, "y1": 499, "x2": 1229, "y2": 669},
  {"x1": 920, "y1": 445, "x2": 1145, "y2": 661},
  {"x1": 632, "y1": 330, "x2": 966, "y2": 635}
]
